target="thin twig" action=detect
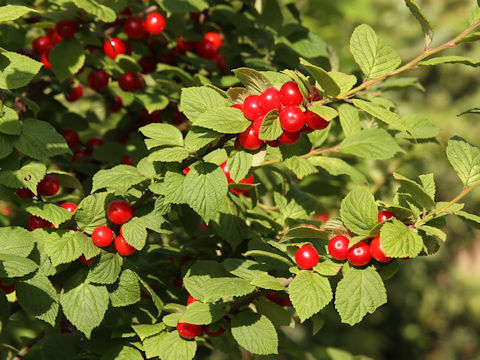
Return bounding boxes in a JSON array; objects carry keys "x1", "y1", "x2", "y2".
[{"x1": 13, "y1": 331, "x2": 45, "y2": 360}]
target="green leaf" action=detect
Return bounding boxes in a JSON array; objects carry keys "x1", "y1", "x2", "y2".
[
  {"x1": 140, "y1": 123, "x2": 184, "y2": 148},
  {"x1": 328, "y1": 72, "x2": 357, "y2": 94},
  {"x1": 0, "y1": 227, "x2": 35, "y2": 257},
  {"x1": 340, "y1": 187, "x2": 378, "y2": 236},
  {"x1": 60, "y1": 281, "x2": 109, "y2": 338},
  {"x1": 350, "y1": 24, "x2": 401, "y2": 79},
  {"x1": 136, "y1": 274, "x2": 163, "y2": 316},
  {"x1": 183, "y1": 162, "x2": 228, "y2": 222},
  {"x1": 446, "y1": 136, "x2": 480, "y2": 187},
  {"x1": 132, "y1": 323, "x2": 165, "y2": 341},
  {"x1": 160, "y1": 171, "x2": 186, "y2": 204},
  {"x1": 232, "y1": 68, "x2": 273, "y2": 94},
  {"x1": 307, "y1": 125, "x2": 330, "y2": 147},
  {"x1": 87, "y1": 252, "x2": 123, "y2": 285},
  {"x1": 183, "y1": 261, "x2": 231, "y2": 302},
  {"x1": 419, "y1": 56, "x2": 479, "y2": 67},
  {"x1": 338, "y1": 104, "x2": 362, "y2": 137},
  {"x1": 282, "y1": 31, "x2": 328, "y2": 59},
  {"x1": 314, "y1": 259, "x2": 342, "y2": 276},
  {"x1": 289, "y1": 271, "x2": 332, "y2": 322},
  {"x1": 300, "y1": 58, "x2": 340, "y2": 97},
  {"x1": 110, "y1": 269, "x2": 141, "y2": 307},
  {"x1": 259, "y1": 110, "x2": 282, "y2": 141},
  {"x1": 418, "y1": 225, "x2": 447, "y2": 242},
  {"x1": 44, "y1": 231, "x2": 84, "y2": 266},
  {"x1": 308, "y1": 157, "x2": 367, "y2": 184},
  {"x1": 0, "y1": 162, "x2": 45, "y2": 194},
  {"x1": 0, "y1": 106, "x2": 21, "y2": 135},
  {"x1": 308, "y1": 105, "x2": 338, "y2": 121},
  {"x1": 0, "y1": 254, "x2": 38, "y2": 277},
  {"x1": 157, "y1": 0, "x2": 208, "y2": 13},
  {"x1": 380, "y1": 218, "x2": 423, "y2": 257},
  {"x1": 180, "y1": 86, "x2": 229, "y2": 122},
  {"x1": 393, "y1": 172, "x2": 435, "y2": 210},
  {"x1": 75, "y1": 231, "x2": 101, "y2": 260},
  {"x1": 71, "y1": 0, "x2": 116, "y2": 22},
  {"x1": 231, "y1": 310, "x2": 278, "y2": 355},
  {"x1": 101, "y1": 346, "x2": 144, "y2": 360},
  {"x1": 50, "y1": 39, "x2": 85, "y2": 82},
  {"x1": 352, "y1": 99, "x2": 408, "y2": 131},
  {"x1": 334, "y1": 267, "x2": 387, "y2": 325},
  {"x1": 14, "y1": 119, "x2": 70, "y2": 160},
  {"x1": 396, "y1": 114, "x2": 439, "y2": 140},
  {"x1": 0, "y1": 134, "x2": 12, "y2": 159},
  {"x1": 157, "y1": 331, "x2": 197, "y2": 360},
  {"x1": 404, "y1": 0, "x2": 433, "y2": 45},
  {"x1": 339, "y1": 128, "x2": 403, "y2": 159},
  {"x1": 193, "y1": 107, "x2": 251, "y2": 134},
  {"x1": 180, "y1": 301, "x2": 225, "y2": 325},
  {"x1": 22, "y1": 201, "x2": 73, "y2": 228},
  {"x1": 254, "y1": 297, "x2": 292, "y2": 326},
  {"x1": 148, "y1": 146, "x2": 190, "y2": 162},
  {"x1": 184, "y1": 127, "x2": 220, "y2": 152},
  {"x1": 227, "y1": 150, "x2": 252, "y2": 183},
  {"x1": 135, "y1": 92, "x2": 169, "y2": 114},
  {"x1": 116, "y1": 54, "x2": 142, "y2": 73},
  {"x1": 454, "y1": 210, "x2": 480, "y2": 230},
  {"x1": 0, "y1": 5, "x2": 38, "y2": 22},
  {"x1": 122, "y1": 217, "x2": 148, "y2": 250},
  {"x1": 202, "y1": 277, "x2": 255, "y2": 302},
  {"x1": 92, "y1": 165, "x2": 145, "y2": 193},
  {"x1": 75, "y1": 192, "x2": 110, "y2": 234},
  {"x1": 0, "y1": 51, "x2": 42, "y2": 89},
  {"x1": 17, "y1": 274, "x2": 59, "y2": 325},
  {"x1": 284, "y1": 156, "x2": 318, "y2": 179},
  {"x1": 250, "y1": 273, "x2": 284, "y2": 290}
]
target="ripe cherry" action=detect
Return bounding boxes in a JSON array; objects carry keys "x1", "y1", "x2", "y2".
[
  {"x1": 138, "y1": 56, "x2": 156, "y2": 74},
  {"x1": 187, "y1": 295, "x2": 198, "y2": 305},
  {"x1": 280, "y1": 81, "x2": 303, "y2": 106},
  {"x1": 328, "y1": 235, "x2": 349, "y2": 261},
  {"x1": 40, "y1": 50, "x2": 52, "y2": 69},
  {"x1": 114, "y1": 234, "x2": 136, "y2": 256},
  {"x1": 347, "y1": 241, "x2": 372, "y2": 266},
  {"x1": 55, "y1": 19, "x2": 77, "y2": 38},
  {"x1": 301, "y1": 124, "x2": 315, "y2": 134},
  {"x1": 295, "y1": 244, "x2": 319, "y2": 269},
  {"x1": 49, "y1": 30, "x2": 63, "y2": 46},
  {"x1": 16, "y1": 188, "x2": 34, "y2": 198},
  {"x1": 107, "y1": 200, "x2": 133, "y2": 225},
  {"x1": 143, "y1": 12, "x2": 166, "y2": 34},
  {"x1": 279, "y1": 106, "x2": 306, "y2": 132},
  {"x1": 87, "y1": 70, "x2": 109, "y2": 90},
  {"x1": 71, "y1": 148, "x2": 91, "y2": 162},
  {"x1": 103, "y1": 38, "x2": 126, "y2": 59},
  {"x1": 37, "y1": 174, "x2": 60, "y2": 197},
  {"x1": 265, "y1": 291, "x2": 292, "y2": 306},
  {"x1": 305, "y1": 110, "x2": 329, "y2": 130},
  {"x1": 60, "y1": 203, "x2": 77, "y2": 213},
  {"x1": 259, "y1": 88, "x2": 282, "y2": 113},
  {"x1": 28, "y1": 215, "x2": 52, "y2": 230},
  {"x1": 175, "y1": 36, "x2": 195, "y2": 54},
  {"x1": 92, "y1": 225, "x2": 114, "y2": 247},
  {"x1": 0, "y1": 279, "x2": 16, "y2": 294},
  {"x1": 215, "y1": 53, "x2": 226, "y2": 72},
  {"x1": 121, "y1": 154, "x2": 134, "y2": 166},
  {"x1": 118, "y1": 72, "x2": 139, "y2": 92},
  {"x1": 204, "y1": 324, "x2": 225, "y2": 337},
  {"x1": 231, "y1": 174, "x2": 254, "y2": 195},
  {"x1": 32, "y1": 36, "x2": 51, "y2": 55},
  {"x1": 238, "y1": 121, "x2": 263, "y2": 150},
  {"x1": 369, "y1": 236, "x2": 391, "y2": 263},
  {"x1": 204, "y1": 32, "x2": 223, "y2": 50},
  {"x1": 79, "y1": 254, "x2": 94, "y2": 266},
  {"x1": 124, "y1": 17, "x2": 147, "y2": 39},
  {"x1": 307, "y1": 86, "x2": 321, "y2": 102},
  {"x1": 314, "y1": 213, "x2": 329, "y2": 223},
  {"x1": 195, "y1": 39, "x2": 218, "y2": 60},
  {"x1": 177, "y1": 322, "x2": 202, "y2": 339},
  {"x1": 378, "y1": 210, "x2": 396, "y2": 223},
  {"x1": 87, "y1": 136, "x2": 104, "y2": 149},
  {"x1": 111, "y1": 96, "x2": 123, "y2": 112},
  {"x1": 65, "y1": 86, "x2": 83, "y2": 102},
  {"x1": 242, "y1": 95, "x2": 264, "y2": 121},
  {"x1": 62, "y1": 129, "x2": 80, "y2": 148}
]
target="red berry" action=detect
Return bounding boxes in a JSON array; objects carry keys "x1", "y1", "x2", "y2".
[
  {"x1": 79, "y1": 254, "x2": 94, "y2": 266},
  {"x1": 124, "y1": 17, "x2": 146, "y2": 39},
  {"x1": 314, "y1": 213, "x2": 329, "y2": 223},
  {"x1": 138, "y1": 56, "x2": 156, "y2": 74},
  {"x1": 328, "y1": 235, "x2": 349, "y2": 261},
  {"x1": 204, "y1": 32, "x2": 222, "y2": 50},
  {"x1": 305, "y1": 110, "x2": 329, "y2": 130},
  {"x1": 118, "y1": 72, "x2": 139, "y2": 92},
  {"x1": 40, "y1": 50, "x2": 51, "y2": 69},
  {"x1": 92, "y1": 225, "x2": 114, "y2": 247},
  {"x1": 220, "y1": 162, "x2": 233, "y2": 183},
  {"x1": 195, "y1": 39, "x2": 218, "y2": 60},
  {"x1": 307, "y1": 86, "x2": 321, "y2": 102},
  {"x1": 87, "y1": 136, "x2": 104, "y2": 149},
  {"x1": 369, "y1": 236, "x2": 391, "y2": 263},
  {"x1": 62, "y1": 129, "x2": 80, "y2": 149},
  {"x1": 55, "y1": 19, "x2": 77, "y2": 38},
  {"x1": 242, "y1": 95, "x2": 264, "y2": 121},
  {"x1": 183, "y1": 168, "x2": 190, "y2": 175},
  {"x1": 32, "y1": 36, "x2": 51, "y2": 55},
  {"x1": 28, "y1": 215, "x2": 52, "y2": 230},
  {"x1": 279, "y1": 106, "x2": 306, "y2": 132},
  {"x1": 111, "y1": 96, "x2": 123, "y2": 112},
  {"x1": 0, "y1": 279, "x2": 16, "y2": 294},
  {"x1": 87, "y1": 70, "x2": 109, "y2": 90},
  {"x1": 295, "y1": 244, "x2": 319, "y2": 269},
  {"x1": 71, "y1": 148, "x2": 91, "y2": 162},
  {"x1": 301, "y1": 124, "x2": 315, "y2": 134},
  {"x1": 114, "y1": 234, "x2": 136, "y2": 256},
  {"x1": 65, "y1": 86, "x2": 83, "y2": 102},
  {"x1": 187, "y1": 295, "x2": 198, "y2": 305},
  {"x1": 259, "y1": 88, "x2": 282, "y2": 114},
  {"x1": 238, "y1": 121, "x2": 264, "y2": 151},
  {"x1": 37, "y1": 174, "x2": 60, "y2": 197},
  {"x1": 267, "y1": 131, "x2": 301, "y2": 147},
  {"x1": 48, "y1": 29, "x2": 63, "y2": 45},
  {"x1": 121, "y1": 154, "x2": 134, "y2": 166},
  {"x1": 378, "y1": 210, "x2": 396, "y2": 223},
  {"x1": 231, "y1": 174, "x2": 254, "y2": 195},
  {"x1": 347, "y1": 241, "x2": 372, "y2": 266},
  {"x1": 175, "y1": 36, "x2": 195, "y2": 54},
  {"x1": 60, "y1": 203, "x2": 77, "y2": 213},
  {"x1": 107, "y1": 200, "x2": 133, "y2": 225},
  {"x1": 16, "y1": 188, "x2": 34, "y2": 198},
  {"x1": 177, "y1": 322, "x2": 202, "y2": 339},
  {"x1": 280, "y1": 81, "x2": 303, "y2": 106},
  {"x1": 204, "y1": 324, "x2": 225, "y2": 337},
  {"x1": 265, "y1": 291, "x2": 291, "y2": 307},
  {"x1": 103, "y1": 38, "x2": 126, "y2": 59},
  {"x1": 143, "y1": 12, "x2": 166, "y2": 35},
  {"x1": 215, "y1": 53, "x2": 226, "y2": 72}
]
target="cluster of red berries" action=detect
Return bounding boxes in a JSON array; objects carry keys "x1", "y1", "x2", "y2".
[
  {"x1": 235, "y1": 81, "x2": 326, "y2": 151},
  {"x1": 16, "y1": 173, "x2": 60, "y2": 200},
  {"x1": 175, "y1": 32, "x2": 225, "y2": 72}
]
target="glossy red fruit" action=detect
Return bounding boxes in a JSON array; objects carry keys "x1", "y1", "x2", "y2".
[
  {"x1": 280, "y1": 81, "x2": 303, "y2": 106},
  {"x1": 16, "y1": 188, "x2": 34, "y2": 198},
  {"x1": 204, "y1": 32, "x2": 222, "y2": 50},
  {"x1": 103, "y1": 38, "x2": 126, "y2": 59},
  {"x1": 65, "y1": 86, "x2": 83, "y2": 102},
  {"x1": 28, "y1": 215, "x2": 52, "y2": 230},
  {"x1": 183, "y1": 168, "x2": 190, "y2": 175},
  {"x1": 118, "y1": 72, "x2": 139, "y2": 92},
  {"x1": 265, "y1": 291, "x2": 291, "y2": 306},
  {"x1": 61, "y1": 129, "x2": 80, "y2": 149},
  {"x1": 242, "y1": 95, "x2": 264, "y2": 121},
  {"x1": 92, "y1": 225, "x2": 114, "y2": 247},
  {"x1": 111, "y1": 96, "x2": 123, "y2": 112},
  {"x1": 328, "y1": 235, "x2": 350, "y2": 261},
  {"x1": 71, "y1": 148, "x2": 91, "y2": 162},
  {"x1": 78, "y1": 254, "x2": 94, "y2": 266},
  {"x1": 87, "y1": 136, "x2": 104, "y2": 149},
  {"x1": 48, "y1": 29, "x2": 63, "y2": 45},
  {"x1": 195, "y1": 39, "x2": 218, "y2": 60},
  {"x1": 33, "y1": 36, "x2": 51, "y2": 55},
  {"x1": 378, "y1": 210, "x2": 396, "y2": 223},
  {"x1": 369, "y1": 236, "x2": 392, "y2": 262},
  {"x1": 269, "y1": 131, "x2": 301, "y2": 146},
  {"x1": 238, "y1": 121, "x2": 263, "y2": 150},
  {"x1": 305, "y1": 110, "x2": 329, "y2": 130},
  {"x1": 138, "y1": 56, "x2": 156, "y2": 74},
  {"x1": 87, "y1": 70, "x2": 109, "y2": 90},
  {"x1": 259, "y1": 88, "x2": 282, "y2": 113},
  {"x1": 114, "y1": 234, "x2": 136, "y2": 256},
  {"x1": 295, "y1": 244, "x2": 319, "y2": 269},
  {"x1": 107, "y1": 200, "x2": 133, "y2": 225},
  {"x1": 347, "y1": 241, "x2": 372, "y2": 266},
  {"x1": 231, "y1": 174, "x2": 254, "y2": 195},
  {"x1": 314, "y1": 213, "x2": 329, "y2": 223},
  {"x1": 124, "y1": 17, "x2": 146, "y2": 39},
  {"x1": 177, "y1": 322, "x2": 202, "y2": 339},
  {"x1": 307, "y1": 86, "x2": 321, "y2": 102},
  {"x1": 215, "y1": 53, "x2": 227, "y2": 72},
  {"x1": 279, "y1": 106, "x2": 306, "y2": 132},
  {"x1": 220, "y1": 162, "x2": 233, "y2": 183},
  {"x1": 60, "y1": 203, "x2": 77, "y2": 213},
  {"x1": 40, "y1": 50, "x2": 51, "y2": 69},
  {"x1": 143, "y1": 12, "x2": 166, "y2": 34},
  {"x1": 37, "y1": 174, "x2": 60, "y2": 197},
  {"x1": 55, "y1": 19, "x2": 77, "y2": 38},
  {"x1": 175, "y1": 36, "x2": 195, "y2": 54},
  {"x1": 0, "y1": 279, "x2": 16, "y2": 294},
  {"x1": 301, "y1": 124, "x2": 315, "y2": 134},
  {"x1": 187, "y1": 295, "x2": 198, "y2": 305},
  {"x1": 121, "y1": 154, "x2": 134, "y2": 166},
  {"x1": 204, "y1": 324, "x2": 225, "y2": 337}
]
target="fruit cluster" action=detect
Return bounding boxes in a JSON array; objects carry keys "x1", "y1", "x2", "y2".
[
  {"x1": 175, "y1": 31, "x2": 225, "y2": 71},
  {"x1": 235, "y1": 81, "x2": 327, "y2": 151}
]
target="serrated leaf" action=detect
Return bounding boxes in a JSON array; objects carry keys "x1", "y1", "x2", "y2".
[
  {"x1": 308, "y1": 157, "x2": 367, "y2": 184},
  {"x1": 232, "y1": 68, "x2": 273, "y2": 94},
  {"x1": 159, "y1": 171, "x2": 186, "y2": 204},
  {"x1": 0, "y1": 162, "x2": 45, "y2": 194},
  {"x1": 380, "y1": 218, "x2": 423, "y2": 257},
  {"x1": 314, "y1": 259, "x2": 342, "y2": 276},
  {"x1": 454, "y1": 210, "x2": 480, "y2": 229},
  {"x1": 0, "y1": 51, "x2": 42, "y2": 89},
  {"x1": 259, "y1": 110, "x2": 282, "y2": 141},
  {"x1": 226, "y1": 87, "x2": 249, "y2": 104},
  {"x1": 393, "y1": 172, "x2": 435, "y2": 209},
  {"x1": 446, "y1": 136, "x2": 480, "y2": 187},
  {"x1": 307, "y1": 125, "x2": 330, "y2": 147},
  {"x1": 227, "y1": 150, "x2": 253, "y2": 183},
  {"x1": 308, "y1": 105, "x2": 338, "y2": 121},
  {"x1": 180, "y1": 301, "x2": 225, "y2": 325},
  {"x1": 193, "y1": 107, "x2": 251, "y2": 134},
  {"x1": 0, "y1": 106, "x2": 21, "y2": 135},
  {"x1": 22, "y1": 201, "x2": 73, "y2": 228},
  {"x1": 148, "y1": 146, "x2": 190, "y2": 162},
  {"x1": 101, "y1": 346, "x2": 144, "y2": 360},
  {"x1": 0, "y1": 254, "x2": 37, "y2": 277},
  {"x1": 284, "y1": 156, "x2": 318, "y2": 179},
  {"x1": 396, "y1": 114, "x2": 439, "y2": 140},
  {"x1": 60, "y1": 281, "x2": 109, "y2": 338},
  {"x1": 157, "y1": 331, "x2": 197, "y2": 360},
  {"x1": 92, "y1": 165, "x2": 145, "y2": 193},
  {"x1": 110, "y1": 269, "x2": 141, "y2": 307},
  {"x1": 250, "y1": 273, "x2": 285, "y2": 290},
  {"x1": 300, "y1": 58, "x2": 340, "y2": 97},
  {"x1": 334, "y1": 267, "x2": 386, "y2": 325},
  {"x1": 140, "y1": 123, "x2": 184, "y2": 148},
  {"x1": 183, "y1": 261, "x2": 231, "y2": 302},
  {"x1": 0, "y1": 227, "x2": 35, "y2": 257},
  {"x1": 232, "y1": 310, "x2": 278, "y2": 355},
  {"x1": 157, "y1": 0, "x2": 208, "y2": 13},
  {"x1": 50, "y1": 39, "x2": 85, "y2": 82},
  {"x1": 135, "y1": 92, "x2": 169, "y2": 114},
  {"x1": 418, "y1": 225, "x2": 447, "y2": 242},
  {"x1": 44, "y1": 231, "x2": 84, "y2": 266},
  {"x1": 87, "y1": 252, "x2": 123, "y2": 285},
  {"x1": 338, "y1": 104, "x2": 362, "y2": 136},
  {"x1": 122, "y1": 217, "x2": 148, "y2": 250},
  {"x1": 328, "y1": 71, "x2": 357, "y2": 94},
  {"x1": 350, "y1": 24, "x2": 401, "y2": 79},
  {"x1": 184, "y1": 126, "x2": 220, "y2": 152},
  {"x1": 289, "y1": 271, "x2": 332, "y2": 322},
  {"x1": 202, "y1": 277, "x2": 255, "y2": 302},
  {"x1": 132, "y1": 323, "x2": 165, "y2": 341},
  {"x1": 0, "y1": 5, "x2": 38, "y2": 22},
  {"x1": 71, "y1": 0, "x2": 116, "y2": 22},
  {"x1": 419, "y1": 56, "x2": 479, "y2": 67},
  {"x1": 340, "y1": 187, "x2": 378, "y2": 236},
  {"x1": 75, "y1": 192, "x2": 110, "y2": 234},
  {"x1": 136, "y1": 274, "x2": 163, "y2": 316},
  {"x1": 339, "y1": 128, "x2": 403, "y2": 159},
  {"x1": 75, "y1": 231, "x2": 101, "y2": 260},
  {"x1": 0, "y1": 134, "x2": 12, "y2": 159},
  {"x1": 405, "y1": 0, "x2": 433, "y2": 46},
  {"x1": 254, "y1": 297, "x2": 292, "y2": 326},
  {"x1": 352, "y1": 99, "x2": 408, "y2": 131},
  {"x1": 180, "y1": 86, "x2": 229, "y2": 122}
]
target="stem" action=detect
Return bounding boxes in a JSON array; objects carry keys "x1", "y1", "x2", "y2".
[
  {"x1": 257, "y1": 145, "x2": 339, "y2": 167},
  {"x1": 13, "y1": 331, "x2": 45, "y2": 360},
  {"x1": 315, "y1": 20, "x2": 480, "y2": 106}
]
